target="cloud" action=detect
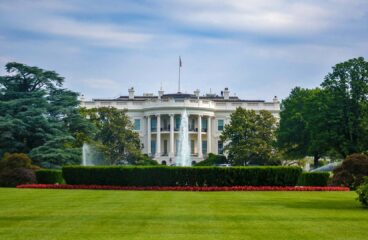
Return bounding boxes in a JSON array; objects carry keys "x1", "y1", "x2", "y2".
[
  {"x1": 0, "y1": 1, "x2": 152, "y2": 48},
  {"x1": 166, "y1": 0, "x2": 368, "y2": 36}
]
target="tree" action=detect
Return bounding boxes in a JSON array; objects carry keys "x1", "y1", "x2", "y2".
[
  {"x1": 220, "y1": 107, "x2": 278, "y2": 165},
  {"x1": 321, "y1": 57, "x2": 368, "y2": 157},
  {"x1": 0, "y1": 62, "x2": 94, "y2": 167},
  {"x1": 277, "y1": 87, "x2": 330, "y2": 168},
  {"x1": 81, "y1": 107, "x2": 146, "y2": 165}
]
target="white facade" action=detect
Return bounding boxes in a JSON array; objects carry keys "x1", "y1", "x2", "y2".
[{"x1": 80, "y1": 88, "x2": 280, "y2": 165}]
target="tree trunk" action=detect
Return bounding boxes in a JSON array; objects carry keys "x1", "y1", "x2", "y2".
[{"x1": 313, "y1": 155, "x2": 320, "y2": 169}]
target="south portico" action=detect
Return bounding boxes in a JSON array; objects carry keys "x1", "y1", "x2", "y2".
[{"x1": 143, "y1": 110, "x2": 215, "y2": 165}]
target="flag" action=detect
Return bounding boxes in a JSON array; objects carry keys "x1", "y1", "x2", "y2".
[{"x1": 179, "y1": 56, "x2": 182, "y2": 67}]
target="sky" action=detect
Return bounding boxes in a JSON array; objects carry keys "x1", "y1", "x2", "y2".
[{"x1": 0, "y1": 0, "x2": 367, "y2": 101}]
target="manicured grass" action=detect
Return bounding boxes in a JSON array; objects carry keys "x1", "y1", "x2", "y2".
[{"x1": 0, "y1": 188, "x2": 366, "y2": 240}]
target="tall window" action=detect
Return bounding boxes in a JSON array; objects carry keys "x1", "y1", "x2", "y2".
[
  {"x1": 175, "y1": 116, "x2": 181, "y2": 130},
  {"x1": 151, "y1": 140, "x2": 156, "y2": 155},
  {"x1": 202, "y1": 140, "x2": 207, "y2": 155},
  {"x1": 191, "y1": 140, "x2": 195, "y2": 155},
  {"x1": 134, "y1": 119, "x2": 141, "y2": 130},
  {"x1": 163, "y1": 140, "x2": 168, "y2": 155},
  {"x1": 218, "y1": 119, "x2": 224, "y2": 131},
  {"x1": 151, "y1": 117, "x2": 157, "y2": 132},
  {"x1": 218, "y1": 140, "x2": 224, "y2": 154},
  {"x1": 202, "y1": 118, "x2": 208, "y2": 131}
]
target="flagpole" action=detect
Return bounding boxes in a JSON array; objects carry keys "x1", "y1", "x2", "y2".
[{"x1": 178, "y1": 57, "x2": 181, "y2": 93}]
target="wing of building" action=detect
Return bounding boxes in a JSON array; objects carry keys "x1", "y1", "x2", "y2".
[{"x1": 80, "y1": 87, "x2": 280, "y2": 165}]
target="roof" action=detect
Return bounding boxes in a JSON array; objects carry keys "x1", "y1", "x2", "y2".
[{"x1": 92, "y1": 92, "x2": 265, "y2": 102}]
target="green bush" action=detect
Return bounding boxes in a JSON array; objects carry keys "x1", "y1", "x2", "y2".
[
  {"x1": 195, "y1": 153, "x2": 227, "y2": 166},
  {"x1": 36, "y1": 170, "x2": 64, "y2": 184},
  {"x1": 62, "y1": 166, "x2": 302, "y2": 187},
  {"x1": 331, "y1": 153, "x2": 368, "y2": 189},
  {"x1": 356, "y1": 177, "x2": 368, "y2": 207},
  {"x1": 297, "y1": 172, "x2": 330, "y2": 186},
  {"x1": 0, "y1": 153, "x2": 36, "y2": 187}
]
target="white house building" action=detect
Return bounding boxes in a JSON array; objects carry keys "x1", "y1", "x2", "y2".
[{"x1": 80, "y1": 87, "x2": 280, "y2": 165}]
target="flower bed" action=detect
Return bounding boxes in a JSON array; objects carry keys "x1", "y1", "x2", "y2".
[{"x1": 16, "y1": 184, "x2": 350, "y2": 191}]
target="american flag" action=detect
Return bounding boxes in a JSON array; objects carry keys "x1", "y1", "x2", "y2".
[{"x1": 179, "y1": 56, "x2": 182, "y2": 67}]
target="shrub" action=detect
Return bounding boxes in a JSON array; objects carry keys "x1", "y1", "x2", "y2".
[
  {"x1": 356, "y1": 177, "x2": 368, "y2": 207},
  {"x1": 62, "y1": 166, "x2": 302, "y2": 187},
  {"x1": 0, "y1": 153, "x2": 32, "y2": 170},
  {"x1": 195, "y1": 153, "x2": 227, "y2": 166},
  {"x1": 297, "y1": 172, "x2": 330, "y2": 186},
  {"x1": 0, "y1": 153, "x2": 36, "y2": 187},
  {"x1": 36, "y1": 170, "x2": 64, "y2": 184},
  {"x1": 331, "y1": 154, "x2": 368, "y2": 189},
  {"x1": 0, "y1": 168, "x2": 36, "y2": 187}
]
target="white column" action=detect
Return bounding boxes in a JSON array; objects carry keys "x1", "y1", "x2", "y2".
[
  {"x1": 147, "y1": 116, "x2": 151, "y2": 155},
  {"x1": 207, "y1": 116, "x2": 211, "y2": 154},
  {"x1": 197, "y1": 115, "x2": 203, "y2": 158},
  {"x1": 169, "y1": 114, "x2": 174, "y2": 157},
  {"x1": 156, "y1": 114, "x2": 161, "y2": 157}
]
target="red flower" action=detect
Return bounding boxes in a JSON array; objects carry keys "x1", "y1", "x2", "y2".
[{"x1": 16, "y1": 184, "x2": 350, "y2": 192}]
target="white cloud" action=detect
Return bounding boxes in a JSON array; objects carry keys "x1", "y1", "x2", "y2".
[
  {"x1": 167, "y1": 0, "x2": 368, "y2": 36},
  {"x1": 0, "y1": 1, "x2": 152, "y2": 48}
]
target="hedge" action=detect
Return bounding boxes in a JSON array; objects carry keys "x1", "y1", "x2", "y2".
[
  {"x1": 62, "y1": 166, "x2": 302, "y2": 187},
  {"x1": 36, "y1": 170, "x2": 64, "y2": 184},
  {"x1": 297, "y1": 172, "x2": 330, "y2": 186}
]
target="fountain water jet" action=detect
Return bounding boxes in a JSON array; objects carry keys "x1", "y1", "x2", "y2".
[
  {"x1": 177, "y1": 109, "x2": 191, "y2": 166},
  {"x1": 82, "y1": 143, "x2": 101, "y2": 166}
]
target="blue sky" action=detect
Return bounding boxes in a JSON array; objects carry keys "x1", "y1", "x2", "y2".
[{"x1": 0, "y1": 0, "x2": 367, "y2": 101}]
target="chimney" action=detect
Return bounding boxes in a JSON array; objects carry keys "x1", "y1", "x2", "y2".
[
  {"x1": 158, "y1": 88, "x2": 164, "y2": 99},
  {"x1": 273, "y1": 96, "x2": 279, "y2": 103},
  {"x1": 194, "y1": 89, "x2": 200, "y2": 98},
  {"x1": 128, "y1": 87, "x2": 135, "y2": 99},
  {"x1": 224, "y1": 87, "x2": 230, "y2": 100}
]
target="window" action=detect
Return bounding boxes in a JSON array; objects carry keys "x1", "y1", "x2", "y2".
[
  {"x1": 191, "y1": 140, "x2": 195, "y2": 155},
  {"x1": 218, "y1": 119, "x2": 224, "y2": 131},
  {"x1": 151, "y1": 118, "x2": 157, "y2": 132},
  {"x1": 202, "y1": 140, "x2": 207, "y2": 155},
  {"x1": 202, "y1": 118, "x2": 208, "y2": 132},
  {"x1": 163, "y1": 140, "x2": 168, "y2": 155},
  {"x1": 218, "y1": 140, "x2": 223, "y2": 154},
  {"x1": 175, "y1": 116, "x2": 181, "y2": 130},
  {"x1": 151, "y1": 140, "x2": 156, "y2": 155},
  {"x1": 134, "y1": 119, "x2": 141, "y2": 130}
]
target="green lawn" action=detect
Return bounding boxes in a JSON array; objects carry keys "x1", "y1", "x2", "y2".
[{"x1": 0, "y1": 188, "x2": 366, "y2": 240}]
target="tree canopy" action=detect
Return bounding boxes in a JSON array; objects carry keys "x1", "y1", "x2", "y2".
[
  {"x1": 277, "y1": 57, "x2": 368, "y2": 167},
  {"x1": 81, "y1": 107, "x2": 154, "y2": 165},
  {"x1": 0, "y1": 62, "x2": 94, "y2": 168},
  {"x1": 220, "y1": 107, "x2": 278, "y2": 165}
]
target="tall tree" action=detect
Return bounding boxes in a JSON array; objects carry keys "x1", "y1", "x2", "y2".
[
  {"x1": 0, "y1": 62, "x2": 93, "y2": 167},
  {"x1": 321, "y1": 57, "x2": 368, "y2": 157},
  {"x1": 81, "y1": 107, "x2": 147, "y2": 165},
  {"x1": 220, "y1": 107, "x2": 278, "y2": 165},
  {"x1": 277, "y1": 87, "x2": 330, "y2": 168}
]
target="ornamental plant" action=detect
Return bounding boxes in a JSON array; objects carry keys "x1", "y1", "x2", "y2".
[
  {"x1": 356, "y1": 177, "x2": 368, "y2": 207},
  {"x1": 0, "y1": 153, "x2": 36, "y2": 187},
  {"x1": 331, "y1": 153, "x2": 368, "y2": 189}
]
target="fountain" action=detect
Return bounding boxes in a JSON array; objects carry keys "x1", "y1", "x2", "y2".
[
  {"x1": 176, "y1": 109, "x2": 191, "y2": 166},
  {"x1": 82, "y1": 143, "x2": 103, "y2": 166}
]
